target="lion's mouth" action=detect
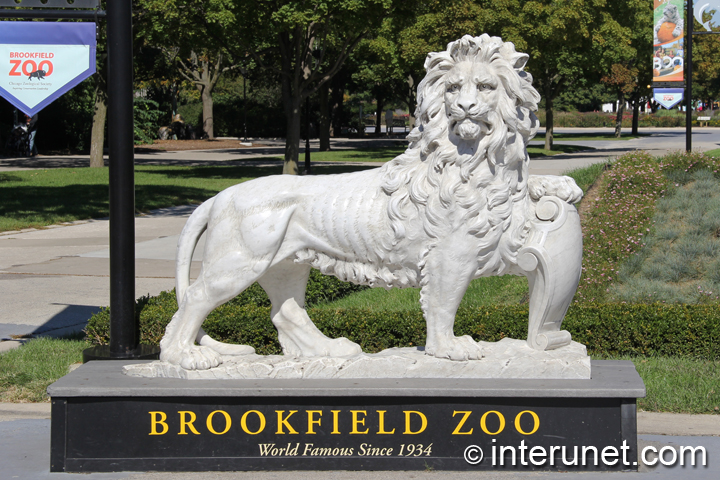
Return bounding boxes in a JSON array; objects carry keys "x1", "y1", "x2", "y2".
[{"x1": 451, "y1": 117, "x2": 491, "y2": 140}]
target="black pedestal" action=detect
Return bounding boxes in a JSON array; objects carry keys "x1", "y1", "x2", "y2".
[{"x1": 48, "y1": 360, "x2": 645, "y2": 472}]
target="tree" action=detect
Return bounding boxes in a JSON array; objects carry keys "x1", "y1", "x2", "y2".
[
  {"x1": 89, "y1": 65, "x2": 107, "y2": 168},
  {"x1": 135, "y1": 0, "x2": 237, "y2": 139},
  {"x1": 171, "y1": 49, "x2": 234, "y2": 138},
  {"x1": 600, "y1": 0, "x2": 652, "y2": 137},
  {"x1": 693, "y1": 26, "x2": 720, "y2": 112},
  {"x1": 498, "y1": 0, "x2": 629, "y2": 150},
  {"x1": 602, "y1": 63, "x2": 639, "y2": 137},
  {"x1": 232, "y1": 0, "x2": 392, "y2": 174}
]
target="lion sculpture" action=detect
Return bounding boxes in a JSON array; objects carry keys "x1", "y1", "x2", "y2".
[{"x1": 160, "y1": 35, "x2": 584, "y2": 370}]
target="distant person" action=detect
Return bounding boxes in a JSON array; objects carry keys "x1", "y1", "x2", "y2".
[
  {"x1": 677, "y1": 47, "x2": 684, "y2": 57},
  {"x1": 26, "y1": 113, "x2": 38, "y2": 156}
]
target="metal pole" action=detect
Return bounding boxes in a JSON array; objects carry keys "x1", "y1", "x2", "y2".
[
  {"x1": 243, "y1": 74, "x2": 248, "y2": 142},
  {"x1": 687, "y1": 0, "x2": 693, "y2": 152},
  {"x1": 107, "y1": 0, "x2": 137, "y2": 358},
  {"x1": 304, "y1": 96, "x2": 311, "y2": 174}
]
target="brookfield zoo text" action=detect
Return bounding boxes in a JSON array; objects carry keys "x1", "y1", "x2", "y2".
[{"x1": 147, "y1": 408, "x2": 543, "y2": 457}]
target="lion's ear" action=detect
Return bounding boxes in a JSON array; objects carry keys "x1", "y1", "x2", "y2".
[
  {"x1": 498, "y1": 43, "x2": 529, "y2": 71},
  {"x1": 512, "y1": 53, "x2": 529, "y2": 70}
]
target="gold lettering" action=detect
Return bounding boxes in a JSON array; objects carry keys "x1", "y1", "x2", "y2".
[
  {"x1": 306, "y1": 410, "x2": 322, "y2": 434},
  {"x1": 377, "y1": 410, "x2": 395, "y2": 434},
  {"x1": 276, "y1": 410, "x2": 299, "y2": 434},
  {"x1": 240, "y1": 410, "x2": 266, "y2": 435},
  {"x1": 451, "y1": 410, "x2": 473, "y2": 435},
  {"x1": 514, "y1": 410, "x2": 540, "y2": 435},
  {"x1": 331, "y1": 410, "x2": 341, "y2": 434},
  {"x1": 403, "y1": 411, "x2": 427, "y2": 435},
  {"x1": 480, "y1": 410, "x2": 505, "y2": 435},
  {"x1": 350, "y1": 410, "x2": 369, "y2": 434},
  {"x1": 148, "y1": 411, "x2": 168, "y2": 435},
  {"x1": 206, "y1": 410, "x2": 232, "y2": 435},
  {"x1": 178, "y1": 411, "x2": 201, "y2": 435}
]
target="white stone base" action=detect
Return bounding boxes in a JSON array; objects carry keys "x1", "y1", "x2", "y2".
[{"x1": 122, "y1": 338, "x2": 591, "y2": 380}]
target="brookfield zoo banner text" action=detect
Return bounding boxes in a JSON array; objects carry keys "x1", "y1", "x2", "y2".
[
  {"x1": 653, "y1": 0, "x2": 684, "y2": 83},
  {"x1": 0, "y1": 22, "x2": 96, "y2": 116}
]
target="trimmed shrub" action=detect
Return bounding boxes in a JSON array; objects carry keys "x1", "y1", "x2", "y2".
[
  {"x1": 85, "y1": 301, "x2": 720, "y2": 359},
  {"x1": 85, "y1": 269, "x2": 368, "y2": 347},
  {"x1": 535, "y1": 110, "x2": 687, "y2": 128}
]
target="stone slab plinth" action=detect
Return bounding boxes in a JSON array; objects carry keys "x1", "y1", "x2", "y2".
[{"x1": 122, "y1": 339, "x2": 591, "y2": 380}]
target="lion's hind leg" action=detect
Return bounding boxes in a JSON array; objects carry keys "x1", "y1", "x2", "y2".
[
  {"x1": 195, "y1": 327, "x2": 255, "y2": 356},
  {"x1": 258, "y1": 261, "x2": 363, "y2": 357},
  {"x1": 160, "y1": 251, "x2": 268, "y2": 370}
]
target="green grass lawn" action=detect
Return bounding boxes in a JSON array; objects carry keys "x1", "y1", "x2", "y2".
[
  {"x1": 0, "y1": 337, "x2": 87, "y2": 402},
  {"x1": 526, "y1": 144, "x2": 594, "y2": 157},
  {"x1": 562, "y1": 161, "x2": 607, "y2": 194},
  {"x1": 0, "y1": 163, "x2": 375, "y2": 232},
  {"x1": 314, "y1": 275, "x2": 528, "y2": 311}
]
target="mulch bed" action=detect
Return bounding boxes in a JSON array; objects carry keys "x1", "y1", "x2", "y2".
[{"x1": 134, "y1": 139, "x2": 268, "y2": 152}]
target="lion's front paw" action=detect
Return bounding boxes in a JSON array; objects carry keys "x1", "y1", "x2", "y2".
[
  {"x1": 426, "y1": 335, "x2": 483, "y2": 361},
  {"x1": 160, "y1": 344, "x2": 223, "y2": 370},
  {"x1": 528, "y1": 175, "x2": 583, "y2": 204}
]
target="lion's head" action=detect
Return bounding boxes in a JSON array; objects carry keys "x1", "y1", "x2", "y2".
[
  {"x1": 412, "y1": 34, "x2": 540, "y2": 161},
  {"x1": 381, "y1": 35, "x2": 540, "y2": 276}
]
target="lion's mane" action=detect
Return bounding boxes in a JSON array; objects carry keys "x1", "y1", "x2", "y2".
[{"x1": 380, "y1": 34, "x2": 541, "y2": 277}]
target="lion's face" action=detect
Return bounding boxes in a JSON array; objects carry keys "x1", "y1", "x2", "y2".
[{"x1": 444, "y1": 60, "x2": 501, "y2": 141}]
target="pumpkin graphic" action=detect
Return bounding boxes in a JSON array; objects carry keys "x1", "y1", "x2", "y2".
[{"x1": 657, "y1": 22, "x2": 678, "y2": 44}]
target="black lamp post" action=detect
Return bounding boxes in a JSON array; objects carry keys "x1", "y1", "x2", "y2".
[{"x1": 304, "y1": 96, "x2": 311, "y2": 174}]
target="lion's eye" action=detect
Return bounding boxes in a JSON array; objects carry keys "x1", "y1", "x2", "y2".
[
  {"x1": 478, "y1": 83, "x2": 493, "y2": 91},
  {"x1": 447, "y1": 84, "x2": 460, "y2": 93}
]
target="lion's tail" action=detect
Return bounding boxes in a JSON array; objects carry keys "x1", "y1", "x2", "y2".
[{"x1": 175, "y1": 197, "x2": 215, "y2": 304}]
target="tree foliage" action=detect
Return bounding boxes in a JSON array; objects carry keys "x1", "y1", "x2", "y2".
[{"x1": 230, "y1": 0, "x2": 392, "y2": 174}]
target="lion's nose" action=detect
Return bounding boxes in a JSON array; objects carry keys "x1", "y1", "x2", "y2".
[{"x1": 457, "y1": 96, "x2": 476, "y2": 112}]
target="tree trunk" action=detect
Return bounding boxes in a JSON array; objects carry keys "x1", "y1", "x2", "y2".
[
  {"x1": 89, "y1": 80, "x2": 107, "y2": 168},
  {"x1": 200, "y1": 85, "x2": 214, "y2": 139},
  {"x1": 330, "y1": 71, "x2": 345, "y2": 138},
  {"x1": 615, "y1": 93, "x2": 625, "y2": 138},
  {"x1": 631, "y1": 97, "x2": 639, "y2": 135},
  {"x1": 544, "y1": 92, "x2": 554, "y2": 151},
  {"x1": 406, "y1": 74, "x2": 417, "y2": 130},
  {"x1": 318, "y1": 83, "x2": 331, "y2": 151},
  {"x1": 374, "y1": 94, "x2": 384, "y2": 135},
  {"x1": 284, "y1": 96, "x2": 302, "y2": 175},
  {"x1": 330, "y1": 89, "x2": 344, "y2": 137}
]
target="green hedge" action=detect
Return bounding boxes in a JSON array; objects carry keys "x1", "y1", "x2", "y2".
[
  {"x1": 85, "y1": 300, "x2": 720, "y2": 359},
  {"x1": 535, "y1": 110, "x2": 687, "y2": 128}
]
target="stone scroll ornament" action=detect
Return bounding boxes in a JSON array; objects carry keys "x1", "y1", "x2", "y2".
[{"x1": 151, "y1": 35, "x2": 586, "y2": 378}]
